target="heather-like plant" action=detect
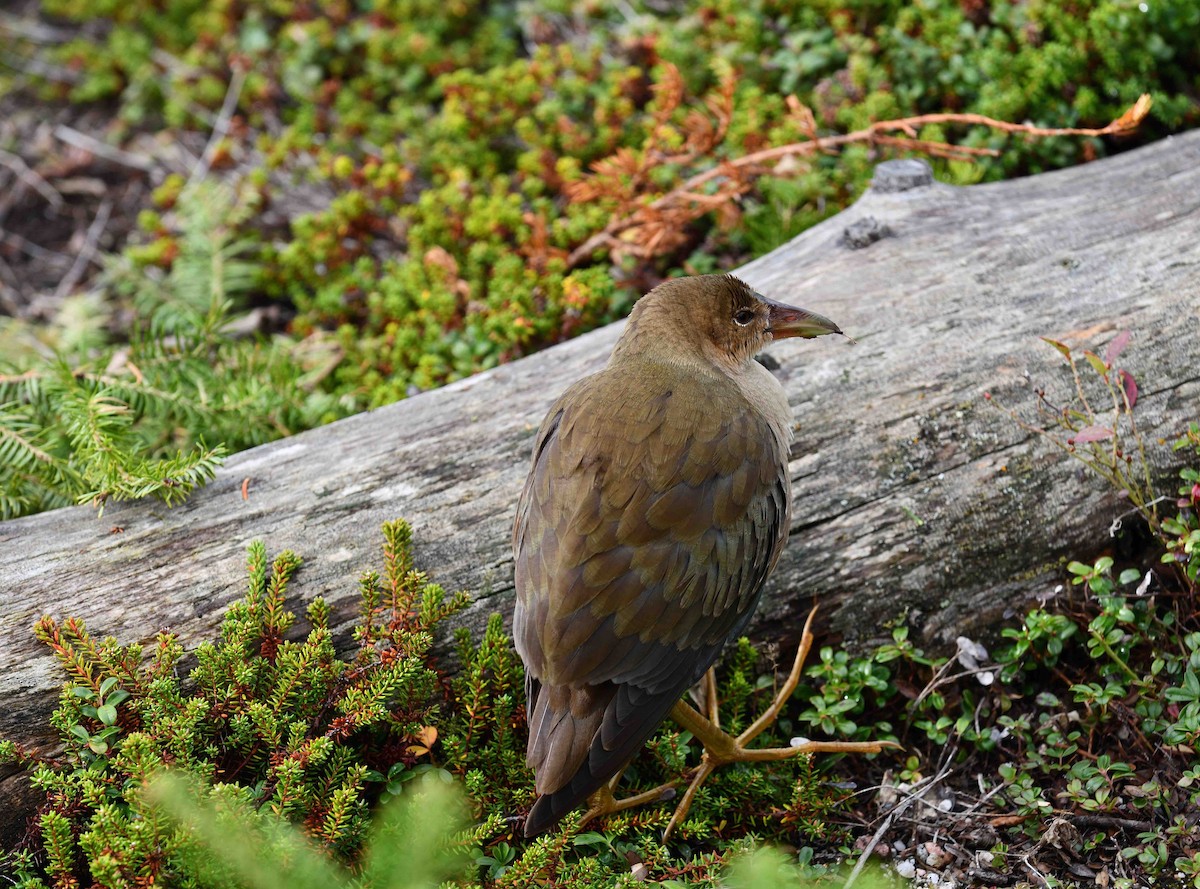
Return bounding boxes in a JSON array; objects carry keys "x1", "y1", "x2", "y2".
[{"x1": 0, "y1": 520, "x2": 468, "y2": 885}]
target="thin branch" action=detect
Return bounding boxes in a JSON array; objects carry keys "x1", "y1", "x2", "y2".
[
  {"x1": 0, "y1": 12, "x2": 76, "y2": 44},
  {"x1": 0, "y1": 369, "x2": 42, "y2": 385},
  {"x1": 0, "y1": 148, "x2": 64, "y2": 210},
  {"x1": 1068, "y1": 813, "x2": 1152, "y2": 832},
  {"x1": 53, "y1": 125, "x2": 155, "y2": 172},
  {"x1": 567, "y1": 95, "x2": 1153, "y2": 269},
  {"x1": 54, "y1": 199, "x2": 113, "y2": 299},
  {"x1": 0, "y1": 229, "x2": 72, "y2": 265},
  {"x1": 0, "y1": 48, "x2": 80, "y2": 83},
  {"x1": 843, "y1": 754, "x2": 958, "y2": 889},
  {"x1": 0, "y1": 252, "x2": 21, "y2": 314},
  {"x1": 188, "y1": 66, "x2": 247, "y2": 187}
]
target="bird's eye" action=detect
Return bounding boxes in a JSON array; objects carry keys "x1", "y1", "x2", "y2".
[{"x1": 733, "y1": 308, "x2": 756, "y2": 327}]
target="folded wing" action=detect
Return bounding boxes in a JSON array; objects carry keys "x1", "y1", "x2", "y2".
[{"x1": 513, "y1": 361, "x2": 791, "y2": 835}]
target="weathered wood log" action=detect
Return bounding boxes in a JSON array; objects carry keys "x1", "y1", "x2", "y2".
[{"x1": 3, "y1": 133, "x2": 1199, "y2": 764}]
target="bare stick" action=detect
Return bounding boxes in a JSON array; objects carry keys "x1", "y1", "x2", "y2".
[
  {"x1": 54, "y1": 126, "x2": 155, "y2": 172},
  {"x1": 188, "y1": 66, "x2": 247, "y2": 187},
  {"x1": 0, "y1": 12, "x2": 75, "y2": 44},
  {"x1": 0, "y1": 49, "x2": 80, "y2": 83},
  {"x1": 842, "y1": 754, "x2": 957, "y2": 889},
  {"x1": 0, "y1": 230, "x2": 71, "y2": 264},
  {"x1": 0, "y1": 253, "x2": 21, "y2": 315},
  {"x1": 567, "y1": 94, "x2": 1152, "y2": 269},
  {"x1": 55, "y1": 199, "x2": 113, "y2": 299},
  {"x1": 0, "y1": 148, "x2": 63, "y2": 210}
]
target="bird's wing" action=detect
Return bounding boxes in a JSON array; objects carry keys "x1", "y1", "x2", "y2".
[{"x1": 513, "y1": 363, "x2": 791, "y2": 832}]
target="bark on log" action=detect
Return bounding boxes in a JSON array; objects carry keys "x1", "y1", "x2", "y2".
[{"x1": 3, "y1": 133, "x2": 1199, "y2": 761}]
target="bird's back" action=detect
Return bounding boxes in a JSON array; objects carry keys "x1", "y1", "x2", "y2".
[{"x1": 513, "y1": 355, "x2": 794, "y2": 834}]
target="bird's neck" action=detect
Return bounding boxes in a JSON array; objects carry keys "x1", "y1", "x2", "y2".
[{"x1": 611, "y1": 320, "x2": 747, "y2": 381}]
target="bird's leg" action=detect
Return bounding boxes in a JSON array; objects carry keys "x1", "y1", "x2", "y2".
[
  {"x1": 579, "y1": 767, "x2": 681, "y2": 830},
  {"x1": 686, "y1": 666, "x2": 722, "y2": 728},
  {"x1": 661, "y1": 604, "x2": 899, "y2": 839},
  {"x1": 703, "y1": 667, "x2": 721, "y2": 728}
]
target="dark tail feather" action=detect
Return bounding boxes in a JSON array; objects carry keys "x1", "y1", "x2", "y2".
[{"x1": 523, "y1": 685, "x2": 681, "y2": 838}]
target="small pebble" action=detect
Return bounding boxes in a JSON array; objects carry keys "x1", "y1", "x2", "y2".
[
  {"x1": 896, "y1": 859, "x2": 917, "y2": 879},
  {"x1": 920, "y1": 842, "x2": 952, "y2": 868}
]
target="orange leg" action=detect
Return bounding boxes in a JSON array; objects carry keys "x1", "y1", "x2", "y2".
[
  {"x1": 661, "y1": 604, "x2": 899, "y2": 840},
  {"x1": 580, "y1": 767, "x2": 679, "y2": 829}
]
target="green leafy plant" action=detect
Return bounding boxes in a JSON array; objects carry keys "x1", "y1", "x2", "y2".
[
  {"x1": 144, "y1": 769, "x2": 470, "y2": 889},
  {"x1": 0, "y1": 515, "x2": 907, "y2": 888},
  {"x1": 0, "y1": 519, "x2": 469, "y2": 885},
  {"x1": 0, "y1": 184, "x2": 346, "y2": 518}
]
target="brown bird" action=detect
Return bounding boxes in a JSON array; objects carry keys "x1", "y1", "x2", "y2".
[{"x1": 513, "y1": 274, "x2": 887, "y2": 839}]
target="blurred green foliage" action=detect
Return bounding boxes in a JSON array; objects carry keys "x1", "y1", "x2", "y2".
[{"x1": 0, "y1": 185, "x2": 344, "y2": 519}]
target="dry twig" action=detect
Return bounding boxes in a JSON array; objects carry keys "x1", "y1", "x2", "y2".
[
  {"x1": 188, "y1": 66, "x2": 247, "y2": 187},
  {"x1": 843, "y1": 752, "x2": 959, "y2": 889},
  {"x1": 53, "y1": 125, "x2": 155, "y2": 172},
  {"x1": 0, "y1": 230, "x2": 71, "y2": 265},
  {"x1": 0, "y1": 148, "x2": 64, "y2": 210},
  {"x1": 567, "y1": 92, "x2": 1153, "y2": 269},
  {"x1": 0, "y1": 12, "x2": 75, "y2": 44},
  {"x1": 54, "y1": 198, "x2": 113, "y2": 299}
]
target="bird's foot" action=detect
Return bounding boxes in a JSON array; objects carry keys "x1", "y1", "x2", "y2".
[
  {"x1": 662, "y1": 604, "x2": 900, "y2": 840},
  {"x1": 579, "y1": 771, "x2": 680, "y2": 830}
]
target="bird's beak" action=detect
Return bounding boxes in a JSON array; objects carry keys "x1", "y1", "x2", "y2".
[{"x1": 761, "y1": 296, "x2": 845, "y2": 340}]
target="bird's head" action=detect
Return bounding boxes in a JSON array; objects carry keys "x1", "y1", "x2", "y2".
[{"x1": 615, "y1": 274, "x2": 845, "y2": 373}]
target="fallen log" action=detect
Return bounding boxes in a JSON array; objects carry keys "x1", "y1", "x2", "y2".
[{"x1": 3, "y1": 133, "x2": 1198, "y2": 763}]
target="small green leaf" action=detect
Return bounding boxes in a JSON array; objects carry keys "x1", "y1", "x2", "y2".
[
  {"x1": 1163, "y1": 518, "x2": 1186, "y2": 535},
  {"x1": 1041, "y1": 337, "x2": 1071, "y2": 360},
  {"x1": 573, "y1": 832, "x2": 611, "y2": 847},
  {"x1": 97, "y1": 704, "x2": 118, "y2": 726},
  {"x1": 1083, "y1": 350, "x2": 1108, "y2": 376}
]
